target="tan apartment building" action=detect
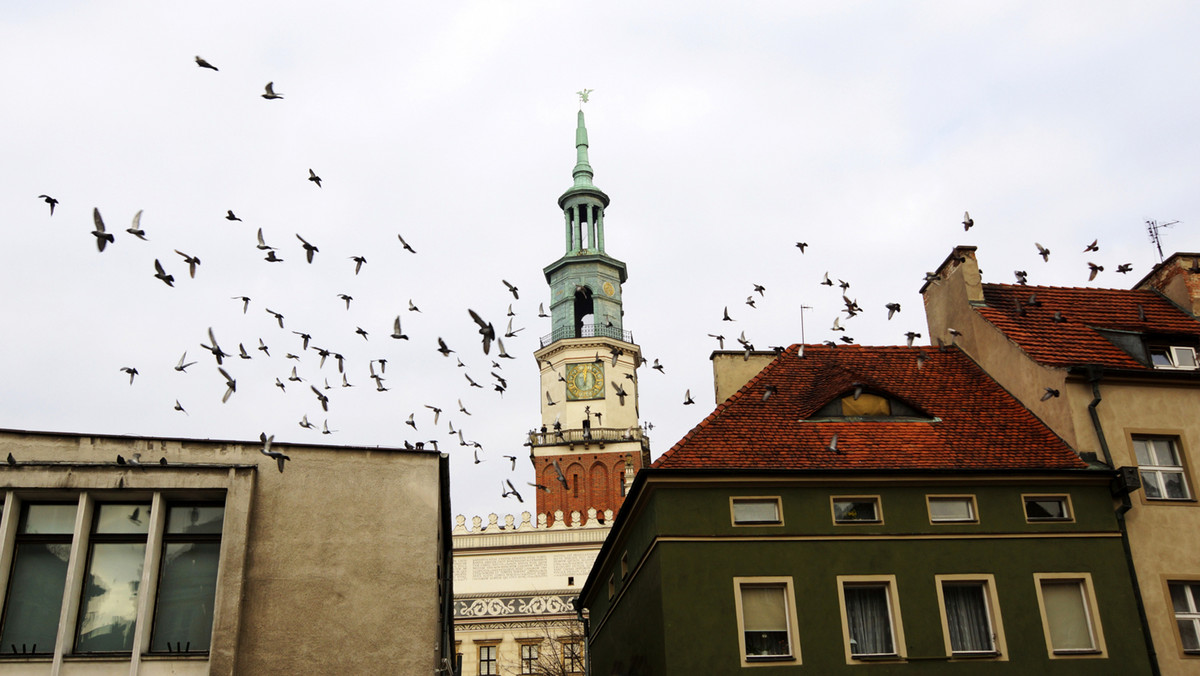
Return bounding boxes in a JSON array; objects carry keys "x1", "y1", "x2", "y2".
[
  {"x1": 0, "y1": 428, "x2": 453, "y2": 675},
  {"x1": 922, "y1": 247, "x2": 1200, "y2": 675}
]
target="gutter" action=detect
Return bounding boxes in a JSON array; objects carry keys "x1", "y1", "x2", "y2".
[
  {"x1": 575, "y1": 597, "x2": 592, "y2": 676},
  {"x1": 439, "y1": 453, "x2": 458, "y2": 675},
  {"x1": 1086, "y1": 368, "x2": 1159, "y2": 676}
]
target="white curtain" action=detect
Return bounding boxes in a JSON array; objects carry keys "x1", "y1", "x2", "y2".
[
  {"x1": 944, "y1": 584, "x2": 992, "y2": 652},
  {"x1": 845, "y1": 585, "x2": 893, "y2": 655}
]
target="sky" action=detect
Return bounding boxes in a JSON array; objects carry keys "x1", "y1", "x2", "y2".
[{"x1": 3, "y1": 2, "x2": 1198, "y2": 521}]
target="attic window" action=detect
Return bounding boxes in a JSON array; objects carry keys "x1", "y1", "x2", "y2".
[
  {"x1": 813, "y1": 392, "x2": 923, "y2": 419},
  {"x1": 1149, "y1": 346, "x2": 1198, "y2": 370}
]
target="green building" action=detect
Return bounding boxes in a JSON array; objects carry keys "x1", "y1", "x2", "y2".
[{"x1": 579, "y1": 345, "x2": 1153, "y2": 674}]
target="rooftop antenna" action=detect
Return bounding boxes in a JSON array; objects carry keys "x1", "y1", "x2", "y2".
[
  {"x1": 1146, "y1": 219, "x2": 1180, "y2": 263},
  {"x1": 799, "y1": 304, "x2": 812, "y2": 356}
]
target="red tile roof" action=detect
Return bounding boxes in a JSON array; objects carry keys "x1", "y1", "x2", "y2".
[
  {"x1": 977, "y1": 284, "x2": 1200, "y2": 369},
  {"x1": 653, "y1": 345, "x2": 1085, "y2": 471}
]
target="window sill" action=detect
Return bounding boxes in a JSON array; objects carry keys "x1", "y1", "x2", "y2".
[
  {"x1": 852, "y1": 653, "x2": 902, "y2": 662},
  {"x1": 1051, "y1": 649, "x2": 1103, "y2": 656},
  {"x1": 949, "y1": 651, "x2": 1001, "y2": 659},
  {"x1": 142, "y1": 653, "x2": 211, "y2": 661},
  {"x1": 745, "y1": 654, "x2": 795, "y2": 662}
]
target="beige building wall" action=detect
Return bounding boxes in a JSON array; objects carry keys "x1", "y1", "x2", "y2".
[
  {"x1": 453, "y1": 510, "x2": 609, "y2": 675},
  {"x1": 923, "y1": 248, "x2": 1200, "y2": 675},
  {"x1": 0, "y1": 429, "x2": 451, "y2": 676}
]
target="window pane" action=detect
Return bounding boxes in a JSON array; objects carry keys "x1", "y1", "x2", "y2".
[
  {"x1": 1133, "y1": 439, "x2": 1152, "y2": 465},
  {"x1": 930, "y1": 498, "x2": 974, "y2": 522},
  {"x1": 76, "y1": 543, "x2": 145, "y2": 652},
  {"x1": 1041, "y1": 581, "x2": 1094, "y2": 651},
  {"x1": 166, "y1": 505, "x2": 224, "y2": 534},
  {"x1": 1150, "y1": 349, "x2": 1173, "y2": 367},
  {"x1": 842, "y1": 394, "x2": 889, "y2": 416},
  {"x1": 151, "y1": 542, "x2": 220, "y2": 652},
  {"x1": 944, "y1": 584, "x2": 992, "y2": 652},
  {"x1": 1025, "y1": 498, "x2": 1068, "y2": 520},
  {"x1": 741, "y1": 584, "x2": 790, "y2": 657},
  {"x1": 0, "y1": 542, "x2": 72, "y2": 653},
  {"x1": 94, "y1": 503, "x2": 150, "y2": 534},
  {"x1": 1164, "y1": 471, "x2": 1191, "y2": 499},
  {"x1": 1150, "y1": 438, "x2": 1180, "y2": 465},
  {"x1": 20, "y1": 504, "x2": 77, "y2": 534},
  {"x1": 845, "y1": 585, "x2": 893, "y2": 655},
  {"x1": 1141, "y1": 472, "x2": 1163, "y2": 499},
  {"x1": 1174, "y1": 348, "x2": 1198, "y2": 368},
  {"x1": 834, "y1": 500, "x2": 878, "y2": 522},
  {"x1": 733, "y1": 499, "x2": 779, "y2": 524}
]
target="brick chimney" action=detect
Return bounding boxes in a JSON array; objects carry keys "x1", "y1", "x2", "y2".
[{"x1": 1135, "y1": 253, "x2": 1200, "y2": 317}]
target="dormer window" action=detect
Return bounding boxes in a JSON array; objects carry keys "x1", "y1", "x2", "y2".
[
  {"x1": 812, "y1": 391, "x2": 927, "y2": 419},
  {"x1": 1149, "y1": 346, "x2": 1198, "y2": 370}
]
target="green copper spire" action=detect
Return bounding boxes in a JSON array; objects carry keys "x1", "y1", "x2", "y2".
[{"x1": 572, "y1": 110, "x2": 595, "y2": 188}]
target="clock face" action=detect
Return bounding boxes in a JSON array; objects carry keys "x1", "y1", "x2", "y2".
[{"x1": 565, "y1": 362, "x2": 605, "y2": 400}]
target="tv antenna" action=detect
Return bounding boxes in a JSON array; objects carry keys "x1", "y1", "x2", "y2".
[{"x1": 1146, "y1": 219, "x2": 1180, "y2": 263}]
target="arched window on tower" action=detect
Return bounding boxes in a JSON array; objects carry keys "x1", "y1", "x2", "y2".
[
  {"x1": 574, "y1": 287, "x2": 594, "y2": 337},
  {"x1": 590, "y1": 462, "x2": 609, "y2": 511}
]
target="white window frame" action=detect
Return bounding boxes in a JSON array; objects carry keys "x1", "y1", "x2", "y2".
[
  {"x1": 1167, "y1": 580, "x2": 1200, "y2": 656},
  {"x1": 935, "y1": 574, "x2": 1007, "y2": 659},
  {"x1": 831, "y1": 496, "x2": 882, "y2": 525},
  {"x1": 1022, "y1": 494, "x2": 1073, "y2": 522},
  {"x1": 1150, "y1": 346, "x2": 1199, "y2": 370},
  {"x1": 730, "y1": 496, "x2": 783, "y2": 526},
  {"x1": 1033, "y1": 573, "x2": 1107, "y2": 658},
  {"x1": 733, "y1": 576, "x2": 801, "y2": 667},
  {"x1": 1133, "y1": 436, "x2": 1193, "y2": 501},
  {"x1": 927, "y1": 495, "x2": 978, "y2": 524},
  {"x1": 837, "y1": 574, "x2": 905, "y2": 663}
]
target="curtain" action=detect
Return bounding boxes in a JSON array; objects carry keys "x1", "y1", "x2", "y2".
[
  {"x1": 944, "y1": 584, "x2": 992, "y2": 652},
  {"x1": 845, "y1": 585, "x2": 893, "y2": 655},
  {"x1": 1041, "y1": 581, "x2": 1094, "y2": 651}
]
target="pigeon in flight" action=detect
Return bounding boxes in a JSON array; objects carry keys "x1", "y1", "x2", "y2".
[
  {"x1": 538, "y1": 303, "x2": 549, "y2": 318},
  {"x1": 409, "y1": 299, "x2": 421, "y2": 313},
  {"x1": 391, "y1": 316, "x2": 409, "y2": 340},
  {"x1": 174, "y1": 400, "x2": 187, "y2": 414},
  {"x1": 91, "y1": 208, "x2": 115, "y2": 251},
  {"x1": 226, "y1": 210, "x2": 241, "y2": 221},
  {"x1": 1116, "y1": 263, "x2": 1133, "y2": 274},
  {"x1": 795, "y1": 242, "x2": 807, "y2": 253},
  {"x1": 120, "y1": 367, "x2": 138, "y2": 385},
  {"x1": 296, "y1": 234, "x2": 319, "y2": 263},
  {"x1": 437, "y1": 337, "x2": 454, "y2": 357},
  {"x1": 683, "y1": 389, "x2": 695, "y2": 405},
  {"x1": 194, "y1": 56, "x2": 218, "y2": 71},
  {"x1": 218, "y1": 367, "x2": 236, "y2": 403},
  {"x1": 232, "y1": 296, "x2": 251, "y2": 313},
  {"x1": 338, "y1": 294, "x2": 353, "y2": 310},
  {"x1": 262, "y1": 82, "x2": 283, "y2": 99},
  {"x1": 38, "y1": 194, "x2": 58, "y2": 215},
  {"x1": 503, "y1": 280, "x2": 519, "y2": 299},
  {"x1": 265, "y1": 308, "x2": 285, "y2": 328},
  {"x1": 1087, "y1": 262, "x2": 1104, "y2": 282},
  {"x1": 175, "y1": 351, "x2": 197, "y2": 372},
  {"x1": 153, "y1": 259, "x2": 174, "y2": 287},
  {"x1": 397, "y1": 234, "x2": 417, "y2": 253},
  {"x1": 885, "y1": 303, "x2": 901, "y2": 320},
  {"x1": 1035, "y1": 242, "x2": 1051, "y2": 262},
  {"x1": 307, "y1": 168, "x2": 322, "y2": 188},
  {"x1": 259, "y1": 434, "x2": 289, "y2": 472},
  {"x1": 1083, "y1": 239, "x2": 1099, "y2": 253},
  {"x1": 962, "y1": 211, "x2": 974, "y2": 231},
  {"x1": 469, "y1": 309, "x2": 496, "y2": 354},
  {"x1": 174, "y1": 249, "x2": 200, "y2": 278},
  {"x1": 264, "y1": 250, "x2": 284, "y2": 262},
  {"x1": 350, "y1": 256, "x2": 367, "y2": 274},
  {"x1": 256, "y1": 228, "x2": 275, "y2": 250},
  {"x1": 126, "y1": 210, "x2": 148, "y2": 240}
]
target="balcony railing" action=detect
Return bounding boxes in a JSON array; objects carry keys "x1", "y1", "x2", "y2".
[
  {"x1": 539, "y1": 323, "x2": 634, "y2": 348},
  {"x1": 527, "y1": 426, "x2": 649, "y2": 449}
]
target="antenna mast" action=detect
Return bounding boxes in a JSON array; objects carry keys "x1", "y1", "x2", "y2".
[{"x1": 1146, "y1": 219, "x2": 1180, "y2": 263}]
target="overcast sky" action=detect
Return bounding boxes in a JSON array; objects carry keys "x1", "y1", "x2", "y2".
[{"x1": 3, "y1": 2, "x2": 1197, "y2": 521}]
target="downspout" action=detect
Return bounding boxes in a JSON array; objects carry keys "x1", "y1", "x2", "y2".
[
  {"x1": 575, "y1": 597, "x2": 591, "y2": 676},
  {"x1": 439, "y1": 453, "x2": 458, "y2": 675},
  {"x1": 1086, "y1": 368, "x2": 1159, "y2": 676}
]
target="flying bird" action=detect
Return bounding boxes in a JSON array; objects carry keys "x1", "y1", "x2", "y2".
[
  {"x1": 238, "y1": 343, "x2": 252, "y2": 359},
  {"x1": 91, "y1": 208, "x2": 115, "y2": 251},
  {"x1": 745, "y1": 296, "x2": 756, "y2": 309},
  {"x1": 409, "y1": 299, "x2": 421, "y2": 312},
  {"x1": 397, "y1": 234, "x2": 417, "y2": 253},
  {"x1": 1014, "y1": 270, "x2": 1028, "y2": 285},
  {"x1": 1035, "y1": 242, "x2": 1051, "y2": 262},
  {"x1": 708, "y1": 334, "x2": 726, "y2": 349},
  {"x1": 1116, "y1": 263, "x2": 1133, "y2": 274},
  {"x1": 355, "y1": 326, "x2": 369, "y2": 340},
  {"x1": 826, "y1": 433, "x2": 839, "y2": 453},
  {"x1": 201, "y1": 327, "x2": 229, "y2": 364},
  {"x1": 820, "y1": 272, "x2": 833, "y2": 286},
  {"x1": 265, "y1": 308, "x2": 285, "y2": 328},
  {"x1": 391, "y1": 316, "x2": 409, "y2": 340},
  {"x1": 338, "y1": 294, "x2": 353, "y2": 310},
  {"x1": 962, "y1": 211, "x2": 974, "y2": 231},
  {"x1": 194, "y1": 55, "x2": 218, "y2": 71},
  {"x1": 437, "y1": 337, "x2": 454, "y2": 357},
  {"x1": 153, "y1": 259, "x2": 174, "y2": 287},
  {"x1": 1083, "y1": 239, "x2": 1099, "y2": 253},
  {"x1": 38, "y1": 194, "x2": 58, "y2": 215},
  {"x1": 538, "y1": 303, "x2": 549, "y2": 318},
  {"x1": 218, "y1": 367, "x2": 236, "y2": 403},
  {"x1": 256, "y1": 228, "x2": 275, "y2": 250},
  {"x1": 307, "y1": 168, "x2": 322, "y2": 188},
  {"x1": 904, "y1": 331, "x2": 921, "y2": 347},
  {"x1": 545, "y1": 391, "x2": 557, "y2": 406},
  {"x1": 311, "y1": 385, "x2": 329, "y2": 411},
  {"x1": 350, "y1": 256, "x2": 367, "y2": 274},
  {"x1": 469, "y1": 309, "x2": 496, "y2": 354},
  {"x1": 174, "y1": 351, "x2": 197, "y2": 372},
  {"x1": 1041, "y1": 387, "x2": 1060, "y2": 401},
  {"x1": 257, "y1": 338, "x2": 270, "y2": 356},
  {"x1": 299, "y1": 414, "x2": 316, "y2": 429},
  {"x1": 174, "y1": 249, "x2": 200, "y2": 278},
  {"x1": 683, "y1": 389, "x2": 695, "y2": 405},
  {"x1": 885, "y1": 303, "x2": 901, "y2": 320},
  {"x1": 264, "y1": 250, "x2": 284, "y2": 262},
  {"x1": 259, "y1": 433, "x2": 289, "y2": 472},
  {"x1": 296, "y1": 234, "x2": 319, "y2": 263},
  {"x1": 1087, "y1": 262, "x2": 1103, "y2": 281},
  {"x1": 120, "y1": 367, "x2": 138, "y2": 385},
  {"x1": 174, "y1": 400, "x2": 187, "y2": 414},
  {"x1": 505, "y1": 317, "x2": 524, "y2": 338},
  {"x1": 262, "y1": 82, "x2": 283, "y2": 99},
  {"x1": 225, "y1": 210, "x2": 241, "y2": 221},
  {"x1": 795, "y1": 242, "x2": 808, "y2": 253},
  {"x1": 126, "y1": 210, "x2": 148, "y2": 240},
  {"x1": 722, "y1": 307, "x2": 733, "y2": 322},
  {"x1": 613, "y1": 381, "x2": 628, "y2": 405}
]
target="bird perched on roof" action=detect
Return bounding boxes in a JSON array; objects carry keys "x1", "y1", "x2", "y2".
[
  {"x1": 260, "y1": 434, "x2": 289, "y2": 472},
  {"x1": 126, "y1": 210, "x2": 148, "y2": 240},
  {"x1": 296, "y1": 234, "x2": 319, "y2": 263},
  {"x1": 262, "y1": 82, "x2": 283, "y2": 99},
  {"x1": 38, "y1": 194, "x2": 58, "y2": 215},
  {"x1": 195, "y1": 56, "x2": 219, "y2": 71},
  {"x1": 91, "y1": 208, "x2": 114, "y2": 251},
  {"x1": 1014, "y1": 270, "x2": 1028, "y2": 285},
  {"x1": 1035, "y1": 242, "x2": 1051, "y2": 262},
  {"x1": 153, "y1": 259, "x2": 174, "y2": 287},
  {"x1": 962, "y1": 211, "x2": 974, "y2": 231},
  {"x1": 174, "y1": 250, "x2": 200, "y2": 278}
]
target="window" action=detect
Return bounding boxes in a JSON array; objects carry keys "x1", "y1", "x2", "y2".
[
  {"x1": 519, "y1": 642, "x2": 539, "y2": 674},
  {"x1": 1134, "y1": 436, "x2": 1192, "y2": 500},
  {"x1": 607, "y1": 575, "x2": 615, "y2": 599},
  {"x1": 928, "y1": 496, "x2": 977, "y2": 523},
  {"x1": 620, "y1": 552, "x2": 629, "y2": 579},
  {"x1": 562, "y1": 640, "x2": 583, "y2": 674},
  {"x1": 1149, "y1": 346, "x2": 1198, "y2": 370},
  {"x1": 1169, "y1": 582, "x2": 1200, "y2": 654},
  {"x1": 731, "y1": 497, "x2": 782, "y2": 525},
  {"x1": 478, "y1": 644, "x2": 498, "y2": 675},
  {"x1": 1034, "y1": 574, "x2": 1106, "y2": 657},
  {"x1": 1023, "y1": 495, "x2": 1072, "y2": 522},
  {"x1": 936, "y1": 575, "x2": 1005, "y2": 657},
  {"x1": 0, "y1": 503, "x2": 76, "y2": 655},
  {"x1": 0, "y1": 494, "x2": 225, "y2": 659},
  {"x1": 734, "y1": 578, "x2": 800, "y2": 664},
  {"x1": 832, "y1": 497, "x2": 881, "y2": 524},
  {"x1": 839, "y1": 576, "x2": 903, "y2": 660}
]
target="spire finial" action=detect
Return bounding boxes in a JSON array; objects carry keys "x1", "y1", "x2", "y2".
[{"x1": 576, "y1": 88, "x2": 593, "y2": 106}]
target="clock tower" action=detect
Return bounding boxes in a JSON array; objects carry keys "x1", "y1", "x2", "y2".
[{"x1": 529, "y1": 108, "x2": 651, "y2": 525}]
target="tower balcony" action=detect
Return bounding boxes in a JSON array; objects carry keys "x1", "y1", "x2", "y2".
[
  {"x1": 539, "y1": 323, "x2": 634, "y2": 348},
  {"x1": 526, "y1": 426, "x2": 650, "y2": 452}
]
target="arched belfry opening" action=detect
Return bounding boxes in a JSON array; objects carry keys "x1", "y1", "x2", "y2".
[{"x1": 574, "y1": 286, "x2": 594, "y2": 337}]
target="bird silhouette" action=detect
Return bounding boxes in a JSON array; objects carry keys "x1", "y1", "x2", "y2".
[
  {"x1": 225, "y1": 210, "x2": 241, "y2": 221},
  {"x1": 469, "y1": 309, "x2": 496, "y2": 354},
  {"x1": 194, "y1": 56, "x2": 218, "y2": 71},
  {"x1": 120, "y1": 367, "x2": 138, "y2": 385},
  {"x1": 174, "y1": 250, "x2": 200, "y2": 278},
  {"x1": 126, "y1": 210, "x2": 148, "y2": 240},
  {"x1": 683, "y1": 389, "x2": 695, "y2": 405},
  {"x1": 391, "y1": 316, "x2": 409, "y2": 340},
  {"x1": 38, "y1": 194, "x2": 58, "y2": 215},
  {"x1": 962, "y1": 211, "x2": 974, "y2": 231},
  {"x1": 397, "y1": 234, "x2": 417, "y2": 253},
  {"x1": 350, "y1": 256, "x2": 366, "y2": 274},
  {"x1": 307, "y1": 168, "x2": 322, "y2": 188},
  {"x1": 91, "y1": 208, "x2": 115, "y2": 252},
  {"x1": 153, "y1": 259, "x2": 174, "y2": 287},
  {"x1": 1035, "y1": 242, "x2": 1051, "y2": 262},
  {"x1": 503, "y1": 280, "x2": 519, "y2": 299},
  {"x1": 262, "y1": 82, "x2": 283, "y2": 99},
  {"x1": 259, "y1": 433, "x2": 289, "y2": 472},
  {"x1": 296, "y1": 234, "x2": 319, "y2": 263}
]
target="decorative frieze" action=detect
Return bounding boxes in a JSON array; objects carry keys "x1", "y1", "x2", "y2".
[{"x1": 454, "y1": 594, "x2": 577, "y2": 619}]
